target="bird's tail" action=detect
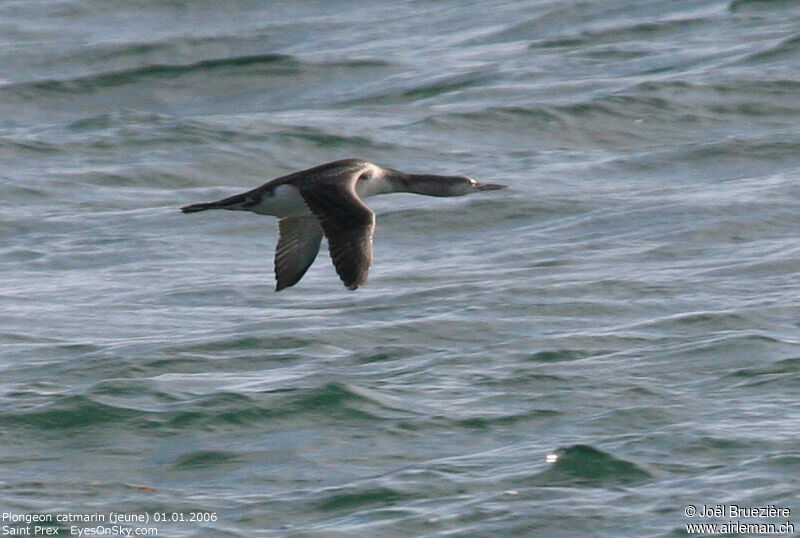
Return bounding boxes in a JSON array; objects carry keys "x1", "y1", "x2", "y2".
[
  {"x1": 181, "y1": 202, "x2": 221, "y2": 213},
  {"x1": 180, "y1": 191, "x2": 253, "y2": 213}
]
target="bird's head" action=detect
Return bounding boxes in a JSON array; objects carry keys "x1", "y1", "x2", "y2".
[{"x1": 384, "y1": 169, "x2": 507, "y2": 197}]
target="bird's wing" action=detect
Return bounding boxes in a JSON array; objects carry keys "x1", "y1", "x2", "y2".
[
  {"x1": 274, "y1": 216, "x2": 324, "y2": 291},
  {"x1": 298, "y1": 179, "x2": 375, "y2": 290}
]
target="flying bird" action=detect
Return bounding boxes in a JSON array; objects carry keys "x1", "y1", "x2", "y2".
[{"x1": 181, "y1": 159, "x2": 506, "y2": 291}]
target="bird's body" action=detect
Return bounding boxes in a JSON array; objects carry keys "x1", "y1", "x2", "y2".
[
  {"x1": 181, "y1": 159, "x2": 506, "y2": 291},
  {"x1": 248, "y1": 184, "x2": 310, "y2": 217}
]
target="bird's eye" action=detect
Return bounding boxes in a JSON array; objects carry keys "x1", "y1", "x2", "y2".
[{"x1": 358, "y1": 173, "x2": 371, "y2": 181}]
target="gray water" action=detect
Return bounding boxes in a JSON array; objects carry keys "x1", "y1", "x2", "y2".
[{"x1": 2, "y1": 1, "x2": 799, "y2": 536}]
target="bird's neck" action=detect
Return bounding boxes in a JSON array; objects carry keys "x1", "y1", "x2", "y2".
[{"x1": 356, "y1": 176, "x2": 397, "y2": 198}]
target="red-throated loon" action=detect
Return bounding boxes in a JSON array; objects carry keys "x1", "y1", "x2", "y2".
[{"x1": 181, "y1": 158, "x2": 506, "y2": 291}]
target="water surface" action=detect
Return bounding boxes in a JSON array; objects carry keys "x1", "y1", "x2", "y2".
[{"x1": 2, "y1": 1, "x2": 799, "y2": 536}]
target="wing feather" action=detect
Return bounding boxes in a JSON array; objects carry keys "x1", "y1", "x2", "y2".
[
  {"x1": 274, "y1": 216, "x2": 324, "y2": 291},
  {"x1": 299, "y1": 179, "x2": 375, "y2": 290}
]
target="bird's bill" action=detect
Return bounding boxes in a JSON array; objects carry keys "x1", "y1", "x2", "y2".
[{"x1": 475, "y1": 182, "x2": 507, "y2": 191}]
